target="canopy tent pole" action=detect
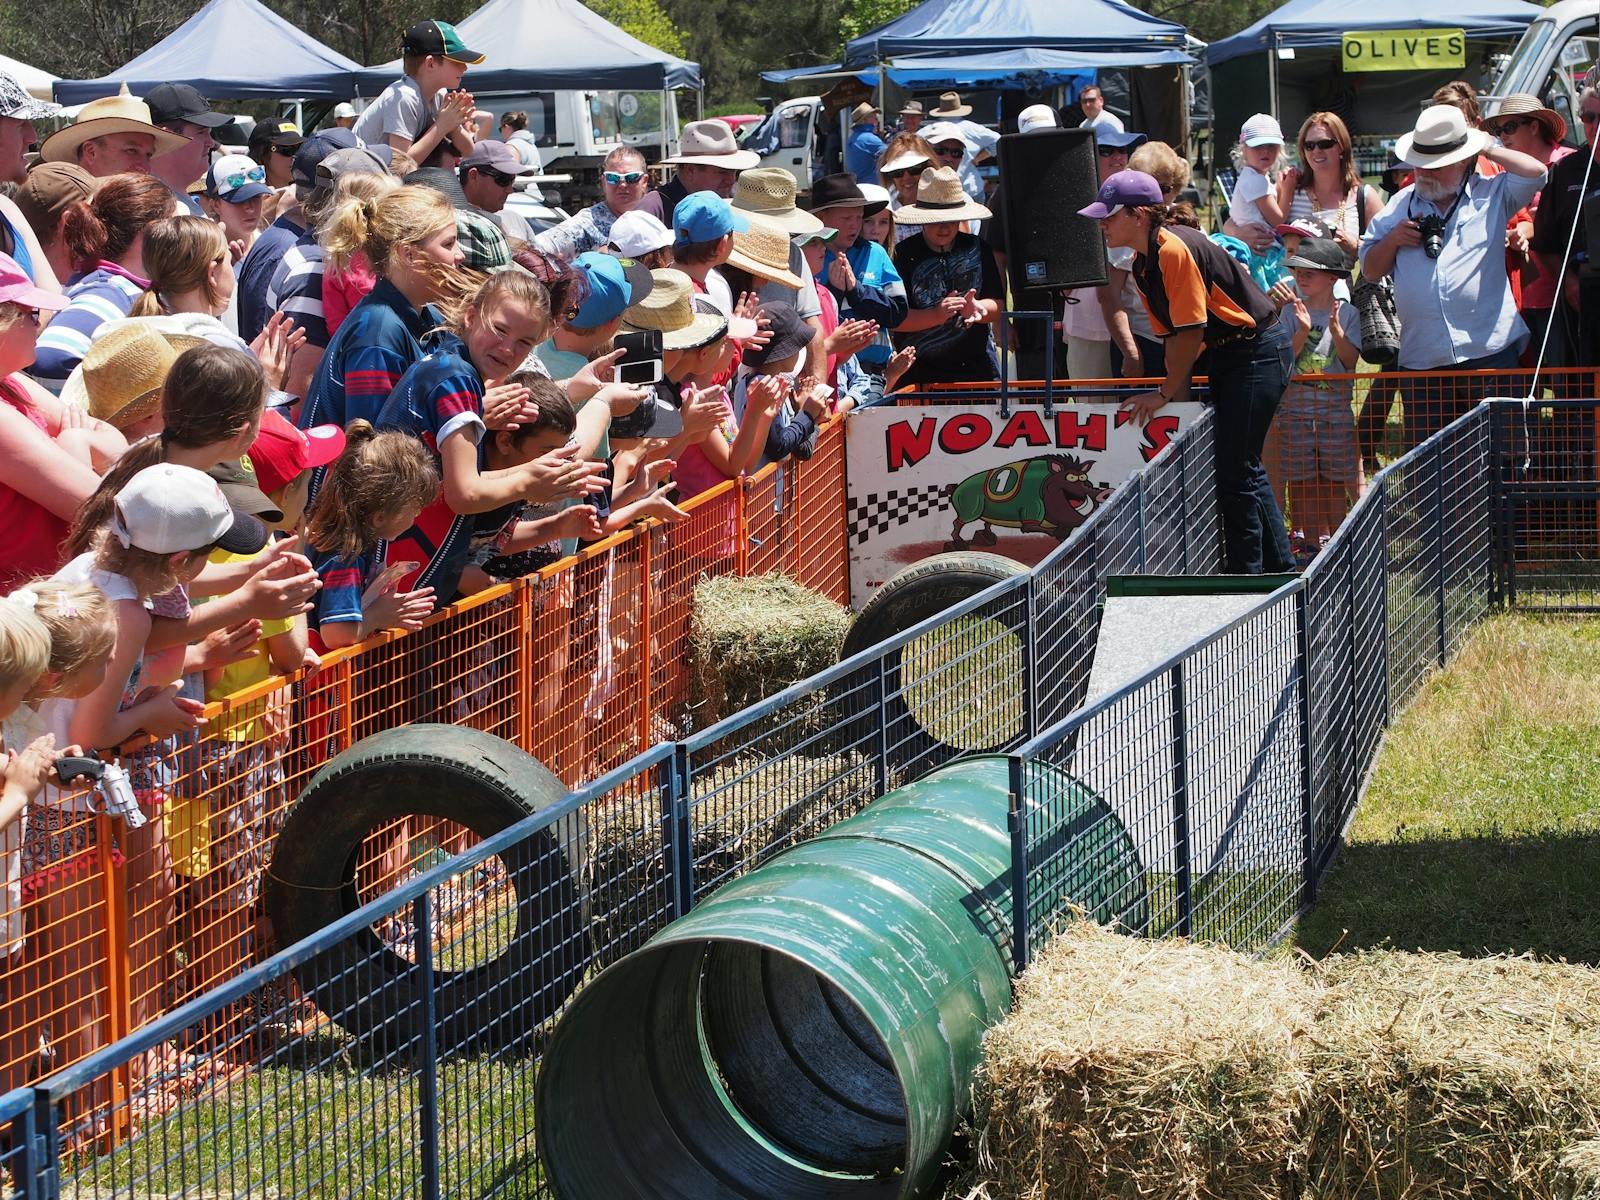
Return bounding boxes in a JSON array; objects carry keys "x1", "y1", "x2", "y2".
[
  {"x1": 1267, "y1": 31, "x2": 1279, "y2": 118},
  {"x1": 660, "y1": 88, "x2": 669, "y2": 160},
  {"x1": 697, "y1": 87, "x2": 704, "y2": 119}
]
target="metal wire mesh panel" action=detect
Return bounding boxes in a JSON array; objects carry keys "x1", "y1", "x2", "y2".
[
  {"x1": 1494, "y1": 397, "x2": 1600, "y2": 610},
  {"x1": 0, "y1": 1089, "x2": 35, "y2": 1199}
]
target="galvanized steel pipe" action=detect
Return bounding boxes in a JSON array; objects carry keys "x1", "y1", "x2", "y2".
[{"x1": 536, "y1": 756, "x2": 1145, "y2": 1199}]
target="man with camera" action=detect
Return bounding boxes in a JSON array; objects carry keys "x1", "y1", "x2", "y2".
[{"x1": 1360, "y1": 104, "x2": 1546, "y2": 447}]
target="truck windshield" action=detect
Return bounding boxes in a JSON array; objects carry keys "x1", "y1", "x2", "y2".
[
  {"x1": 1490, "y1": 19, "x2": 1554, "y2": 99},
  {"x1": 745, "y1": 104, "x2": 812, "y2": 157},
  {"x1": 590, "y1": 92, "x2": 667, "y2": 144}
]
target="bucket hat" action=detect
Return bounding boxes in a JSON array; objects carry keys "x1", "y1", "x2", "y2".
[
  {"x1": 39, "y1": 85, "x2": 188, "y2": 164},
  {"x1": 661, "y1": 119, "x2": 759, "y2": 170},
  {"x1": 725, "y1": 213, "x2": 804, "y2": 289},
  {"x1": 890, "y1": 166, "x2": 992, "y2": 225},
  {"x1": 731, "y1": 167, "x2": 822, "y2": 234},
  {"x1": 1395, "y1": 105, "x2": 1490, "y2": 170}
]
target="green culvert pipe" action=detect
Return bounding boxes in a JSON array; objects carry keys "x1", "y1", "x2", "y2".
[{"x1": 535, "y1": 756, "x2": 1147, "y2": 1199}]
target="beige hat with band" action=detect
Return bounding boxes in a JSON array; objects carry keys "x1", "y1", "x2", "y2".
[
  {"x1": 60, "y1": 322, "x2": 205, "y2": 428},
  {"x1": 620, "y1": 269, "x2": 728, "y2": 350},
  {"x1": 891, "y1": 165, "x2": 992, "y2": 225},
  {"x1": 662, "y1": 119, "x2": 759, "y2": 170},
  {"x1": 39, "y1": 85, "x2": 188, "y2": 165},
  {"x1": 730, "y1": 167, "x2": 822, "y2": 234},
  {"x1": 725, "y1": 213, "x2": 804, "y2": 290}
]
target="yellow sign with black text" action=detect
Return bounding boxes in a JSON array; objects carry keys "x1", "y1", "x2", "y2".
[{"x1": 1341, "y1": 28, "x2": 1465, "y2": 72}]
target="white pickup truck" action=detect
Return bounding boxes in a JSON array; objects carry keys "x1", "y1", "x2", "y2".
[{"x1": 1486, "y1": 0, "x2": 1599, "y2": 143}]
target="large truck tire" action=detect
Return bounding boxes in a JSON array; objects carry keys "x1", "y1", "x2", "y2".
[
  {"x1": 263, "y1": 725, "x2": 588, "y2": 1056},
  {"x1": 838, "y1": 552, "x2": 1029, "y2": 776}
]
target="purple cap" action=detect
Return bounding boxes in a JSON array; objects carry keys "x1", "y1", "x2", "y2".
[{"x1": 1077, "y1": 169, "x2": 1164, "y2": 220}]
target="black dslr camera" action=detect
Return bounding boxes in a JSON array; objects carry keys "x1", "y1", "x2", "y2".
[{"x1": 1415, "y1": 213, "x2": 1447, "y2": 259}]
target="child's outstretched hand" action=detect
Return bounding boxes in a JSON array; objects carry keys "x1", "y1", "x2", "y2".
[
  {"x1": 824, "y1": 319, "x2": 876, "y2": 359},
  {"x1": 567, "y1": 348, "x2": 623, "y2": 402},
  {"x1": 1290, "y1": 295, "x2": 1312, "y2": 336},
  {"x1": 2, "y1": 734, "x2": 57, "y2": 805},
  {"x1": 885, "y1": 345, "x2": 916, "y2": 391},
  {"x1": 133, "y1": 684, "x2": 206, "y2": 738},
  {"x1": 634, "y1": 482, "x2": 688, "y2": 525},
  {"x1": 482, "y1": 381, "x2": 535, "y2": 430},
  {"x1": 521, "y1": 445, "x2": 608, "y2": 504},
  {"x1": 192, "y1": 619, "x2": 263, "y2": 672},
  {"x1": 367, "y1": 586, "x2": 436, "y2": 634},
  {"x1": 680, "y1": 384, "x2": 730, "y2": 440},
  {"x1": 555, "y1": 505, "x2": 604, "y2": 542},
  {"x1": 747, "y1": 375, "x2": 786, "y2": 417}
]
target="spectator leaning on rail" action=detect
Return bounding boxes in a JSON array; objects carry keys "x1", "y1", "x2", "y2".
[{"x1": 1359, "y1": 104, "x2": 1546, "y2": 448}]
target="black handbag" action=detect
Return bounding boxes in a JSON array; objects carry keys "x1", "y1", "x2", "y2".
[{"x1": 1352, "y1": 184, "x2": 1401, "y2": 366}]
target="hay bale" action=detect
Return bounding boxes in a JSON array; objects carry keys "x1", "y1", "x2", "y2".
[
  {"x1": 689, "y1": 573, "x2": 851, "y2": 727},
  {"x1": 581, "y1": 751, "x2": 877, "y2": 967},
  {"x1": 1557, "y1": 1140, "x2": 1600, "y2": 1200},
  {"x1": 1304, "y1": 951, "x2": 1600, "y2": 1199},
  {"x1": 965, "y1": 922, "x2": 1316, "y2": 1200}
]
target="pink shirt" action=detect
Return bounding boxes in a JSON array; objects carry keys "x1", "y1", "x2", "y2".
[
  {"x1": 323, "y1": 252, "x2": 377, "y2": 336},
  {"x1": 0, "y1": 376, "x2": 68, "y2": 591}
]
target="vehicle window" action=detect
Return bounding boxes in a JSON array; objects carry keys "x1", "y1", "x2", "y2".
[
  {"x1": 1542, "y1": 33, "x2": 1598, "y2": 147},
  {"x1": 777, "y1": 105, "x2": 811, "y2": 149},
  {"x1": 525, "y1": 93, "x2": 558, "y2": 148},
  {"x1": 1494, "y1": 19, "x2": 1554, "y2": 99},
  {"x1": 590, "y1": 93, "x2": 620, "y2": 143}
]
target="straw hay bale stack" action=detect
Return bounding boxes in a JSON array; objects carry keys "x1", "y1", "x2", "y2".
[
  {"x1": 1304, "y1": 951, "x2": 1600, "y2": 1198},
  {"x1": 967, "y1": 922, "x2": 1316, "y2": 1200},
  {"x1": 1557, "y1": 1140, "x2": 1600, "y2": 1200},
  {"x1": 689, "y1": 573, "x2": 851, "y2": 726}
]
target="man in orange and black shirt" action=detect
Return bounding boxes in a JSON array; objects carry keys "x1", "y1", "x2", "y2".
[{"x1": 1081, "y1": 169, "x2": 1294, "y2": 573}]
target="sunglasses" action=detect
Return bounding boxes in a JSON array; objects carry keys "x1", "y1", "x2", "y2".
[
  {"x1": 1096, "y1": 144, "x2": 1126, "y2": 157},
  {"x1": 934, "y1": 145, "x2": 964, "y2": 157},
  {"x1": 482, "y1": 168, "x2": 517, "y2": 187},
  {"x1": 269, "y1": 143, "x2": 300, "y2": 156},
  {"x1": 1303, "y1": 137, "x2": 1339, "y2": 152},
  {"x1": 1492, "y1": 117, "x2": 1531, "y2": 136},
  {"x1": 219, "y1": 164, "x2": 266, "y2": 190},
  {"x1": 883, "y1": 167, "x2": 924, "y2": 179},
  {"x1": 604, "y1": 170, "x2": 646, "y2": 185}
]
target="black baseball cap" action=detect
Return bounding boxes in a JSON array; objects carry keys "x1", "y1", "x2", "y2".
[
  {"x1": 250, "y1": 118, "x2": 304, "y2": 150},
  {"x1": 145, "y1": 83, "x2": 234, "y2": 131},
  {"x1": 401, "y1": 19, "x2": 485, "y2": 64},
  {"x1": 743, "y1": 302, "x2": 811, "y2": 371},
  {"x1": 1283, "y1": 237, "x2": 1353, "y2": 275}
]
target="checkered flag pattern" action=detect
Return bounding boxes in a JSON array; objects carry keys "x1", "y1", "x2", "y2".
[{"x1": 846, "y1": 485, "x2": 950, "y2": 546}]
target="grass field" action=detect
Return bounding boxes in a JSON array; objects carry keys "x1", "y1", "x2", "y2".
[{"x1": 1296, "y1": 612, "x2": 1600, "y2": 963}]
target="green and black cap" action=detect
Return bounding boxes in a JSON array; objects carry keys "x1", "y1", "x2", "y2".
[{"x1": 402, "y1": 19, "x2": 485, "y2": 64}]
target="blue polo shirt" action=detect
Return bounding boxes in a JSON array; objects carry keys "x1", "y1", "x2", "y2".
[{"x1": 846, "y1": 125, "x2": 888, "y2": 186}]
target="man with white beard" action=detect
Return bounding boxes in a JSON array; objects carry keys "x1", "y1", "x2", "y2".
[{"x1": 1360, "y1": 104, "x2": 1546, "y2": 447}]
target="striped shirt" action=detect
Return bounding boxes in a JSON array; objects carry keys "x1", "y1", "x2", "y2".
[
  {"x1": 267, "y1": 232, "x2": 329, "y2": 349},
  {"x1": 31, "y1": 264, "x2": 148, "y2": 387},
  {"x1": 300, "y1": 277, "x2": 438, "y2": 433}
]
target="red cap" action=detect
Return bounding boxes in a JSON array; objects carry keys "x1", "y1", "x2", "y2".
[{"x1": 248, "y1": 409, "x2": 346, "y2": 495}]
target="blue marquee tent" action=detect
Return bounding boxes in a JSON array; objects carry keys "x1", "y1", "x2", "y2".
[
  {"x1": 55, "y1": 0, "x2": 363, "y2": 102},
  {"x1": 764, "y1": 46, "x2": 1191, "y2": 90},
  {"x1": 1206, "y1": 0, "x2": 1541, "y2": 66},
  {"x1": 354, "y1": 0, "x2": 700, "y2": 95}
]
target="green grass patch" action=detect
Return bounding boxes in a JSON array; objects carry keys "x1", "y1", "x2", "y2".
[{"x1": 1298, "y1": 612, "x2": 1600, "y2": 962}]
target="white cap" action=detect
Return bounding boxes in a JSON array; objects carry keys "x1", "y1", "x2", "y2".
[
  {"x1": 112, "y1": 463, "x2": 267, "y2": 555},
  {"x1": 1239, "y1": 112, "x2": 1285, "y2": 147},
  {"x1": 858, "y1": 183, "x2": 891, "y2": 209},
  {"x1": 919, "y1": 121, "x2": 971, "y2": 151},
  {"x1": 608, "y1": 209, "x2": 674, "y2": 258},
  {"x1": 332, "y1": 102, "x2": 357, "y2": 120},
  {"x1": 1017, "y1": 104, "x2": 1058, "y2": 134}
]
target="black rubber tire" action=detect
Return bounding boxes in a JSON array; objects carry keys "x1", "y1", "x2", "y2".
[
  {"x1": 838, "y1": 552, "x2": 1028, "y2": 775},
  {"x1": 263, "y1": 724, "x2": 589, "y2": 1056}
]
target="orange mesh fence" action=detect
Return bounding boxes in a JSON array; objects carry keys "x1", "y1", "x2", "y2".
[{"x1": 0, "y1": 423, "x2": 851, "y2": 1128}]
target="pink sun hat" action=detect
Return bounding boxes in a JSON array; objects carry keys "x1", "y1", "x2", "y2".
[{"x1": 0, "y1": 253, "x2": 67, "y2": 313}]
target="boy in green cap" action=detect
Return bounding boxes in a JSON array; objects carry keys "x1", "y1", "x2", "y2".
[{"x1": 352, "y1": 19, "x2": 485, "y2": 163}]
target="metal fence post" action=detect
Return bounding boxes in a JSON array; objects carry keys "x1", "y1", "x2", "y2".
[
  {"x1": 1435, "y1": 446, "x2": 1448, "y2": 665},
  {"x1": 1169, "y1": 660, "x2": 1192, "y2": 938},
  {"x1": 1021, "y1": 583, "x2": 1038, "y2": 741},
  {"x1": 413, "y1": 894, "x2": 442, "y2": 1200},
  {"x1": 1134, "y1": 474, "x2": 1147, "y2": 574},
  {"x1": 1294, "y1": 583, "x2": 1317, "y2": 905},
  {"x1": 1178, "y1": 436, "x2": 1190, "y2": 574},
  {"x1": 31, "y1": 1089, "x2": 59, "y2": 1200},
  {"x1": 1006, "y1": 754, "x2": 1030, "y2": 975},
  {"x1": 663, "y1": 746, "x2": 695, "y2": 918},
  {"x1": 1378, "y1": 482, "x2": 1392, "y2": 728},
  {"x1": 872, "y1": 656, "x2": 890, "y2": 797}
]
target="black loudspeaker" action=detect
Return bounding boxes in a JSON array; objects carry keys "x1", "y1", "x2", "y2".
[{"x1": 997, "y1": 128, "x2": 1108, "y2": 291}]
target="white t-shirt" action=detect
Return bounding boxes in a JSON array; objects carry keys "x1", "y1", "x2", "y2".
[
  {"x1": 1108, "y1": 245, "x2": 1154, "y2": 341},
  {"x1": 1081, "y1": 108, "x2": 1126, "y2": 134},
  {"x1": 1061, "y1": 286, "x2": 1109, "y2": 341},
  {"x1": 1230, "y1": 165, "x2": 1274, "y2": 230}
]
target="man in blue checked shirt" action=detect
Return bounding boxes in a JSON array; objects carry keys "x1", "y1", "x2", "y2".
[{"x1": 812, "y1": 173, "x2": 907, "y2": 370}]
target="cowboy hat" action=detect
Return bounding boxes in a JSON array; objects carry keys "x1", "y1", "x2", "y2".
[
  {"x1": 39, "y1": 85, "x2": 188, "y2": 164},
  {"x1": 620, "y1": 268, "x2": 728, "y2": 351},
  {"x1": 59, "y1": 321, "x2": 207, "y2": 429},
  {"x1": 731, "y1": 167, "x2": 822, "y2": 234},
  {"x1": 725, "y1": 213, "x2": 804, "y2": 289},
  {"x1": 891, "y1": 165, "x2": 992, "y2": 225},
  {"x1": 1487, "y1": 93, "x2": 1567, "y2": 144},
  {"x1": 929, "y1": 91, "x2": 972, "y2": 119},
  {"x1": 662, "y1": 119, "x2": 759, "y2": 170},
  {"x1": 1394, "y1": 104, "x2": 1491, "y2": 170},
  {"x1": 850, "y1": 101, "x2": 880, "y2": 124}
]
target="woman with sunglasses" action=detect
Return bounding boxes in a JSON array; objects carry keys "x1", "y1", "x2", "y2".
[
  {"x1": 531, "y1": 146, "x2": 649, "y2": 260},
  {"x1": 1490, "y1": 94, "x2": 1574, "y2": 368},
  {"x1": 1273, "y1": 114, "x2": 1382, "y2": 263},
  {"x1": 0, "y1": 252, "x2": 125, "y2": 590},
  {"x1": 198, "y1": 154, "x2": 273, "y2": 261},
  {"x1": 877, "y1": 134, "x2": 936, "y2": 245}
]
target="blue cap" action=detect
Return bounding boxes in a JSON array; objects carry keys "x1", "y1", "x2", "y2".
[
  {"x1": 673, "y1": 190, "x2": 749, "y2": 246},
  {"x1": 1077, "y1": 169, "x2": 1164, "y2": 220},
  {"x1": 572, "y1": 251, "x2": 655, "y2": 328},
  {"x1": 1095, "y1": 128, "x2": 1149, "y2": 151}
]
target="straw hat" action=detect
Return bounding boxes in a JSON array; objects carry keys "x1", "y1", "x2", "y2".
[
  {"x1": 725, "y1": 213, "x2": 804, "y2": 290},
  {"x1": 38, "y1": 85, "x2": 188, "y2": 165},
  {"x1": 929, "y1": 91, "x2": 972, "y2": 120},
  {"x1": 620, "y1": 269, "x2": 728, "y2": 350},
  {"x1": 731, "y1": 167, "x2": 822, "y2": 234},
  {"x1": 1487, "y1": 93, "x2": 1567, "y2": 144},
  {"x1": 850, "y1": 101, "x2": 880, "y2": 125},
  {"x1": 1394, "y1": 105, "x2": 1491, "y2": 170},
  {"x1": 890, "y1": 166, "x2": 992, "y2": 225},
  {"x1": 60, "y1": 322, "x2": 204, "y2": 429}
]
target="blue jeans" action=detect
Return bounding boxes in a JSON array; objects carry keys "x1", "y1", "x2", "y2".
[{"x1": 1207, "y1": 321, "x2": 1294, "y2": 574}]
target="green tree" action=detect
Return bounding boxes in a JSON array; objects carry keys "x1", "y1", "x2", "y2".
[
  {"x1": 586, "y1": 0, "x2": 686, "y2": 57},
  {"x1": 839, "y1": 0, "x2": 918, "y2": 44}
]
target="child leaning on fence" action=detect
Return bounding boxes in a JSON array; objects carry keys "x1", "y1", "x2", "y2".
[
  {"x1": 0, "y1": 580, "x2": 114, "y2": 1093},
  {"x1": 1272, "y1": 238, "x2": 1362, "y2": 565}
]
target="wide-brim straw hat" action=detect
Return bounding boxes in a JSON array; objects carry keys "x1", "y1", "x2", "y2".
[
  {"x1": 731, "y1": 167, "x2": 822, "y2": 234},
  {"x1": 725, "y1": 213, "x2": 804, "y2": 290},
  {"x1": 60, "y1": 321, "x2": 206, "y2": 428},
  {"x1": 620, "y1": 268, "x2": 728, "y2": 351},
  {"x1": 39, "y1": 86, "x2": 188, "y2": 164},
  {"x1": 1488, "y1": 93, "x2": 1567, "y2": 144},
  {"x1": 1394, "y1": 104, "x2": 1491, "y2": 170},
  {"x1": 891, "y1": 165, "x2": 991, "y2": 225}
]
